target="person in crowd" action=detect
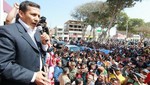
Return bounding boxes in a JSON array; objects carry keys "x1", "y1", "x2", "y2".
[
  {"x1": 86, "y1": 74, "x2": 95, "y2": 85},
  {"x1": 65, "y1": 82, "x2": 72, "y2": 85},
  {"x1": 5, "y1": 3, "x2": 19, "y2": 24},
  {"x1": 48, "y1": 65, "x2": 55, "y2": 85},
  {"x1": 59, "y1": 67, "x2": 71, "y2": 85},
  {"x1": 95, "y1": 74, "x2": 107, "y2": 85},
  {"x1": 69, "y1": 61, "x2": 78, "y2": 83},
  {"x1": 118, "y1": 62, "x2": 125, "y2": 72},
  {"x1": 82, "y1": 64, "x2": 88, "y2": 82},
  {"x1": 96, "y1": 56, "x2": 105, "y2": 67},
  {"x1": 54, "y1": 51, "x2": 61, "y2": 63},
  {"x1": 88, "y1": 62, "x2": 97, "y2": 73},
  {"x1": 0, "y1": 1, "x2": 50, "y2": 85},
  {"x1": 75, "y1": 78, "x2": 83, "y2": 85},
  {"x1": 110, "y1": 78, "x2": 121, "y2": 85},
  {"x1": 125, "y1": 82, "x2": 134, "y2": 85},
  {"x1": 96, "y1": 66, "x2": 108, "y2": 83},
  {"x1": 111, "y1": 69, "x2": 125, "y2": 85},
  {"x1": 123, "y1": 68, "x2": 148, "y2": 85},
  {"x1": 127, "y1": 74, "x2": 147, "y2": 85},
  {"x1": 75, "y1": 63, "x2": 88, "y2": 85},
  {"x1": 141, "y1": 69, "x2": 150, "y2": 84},
  {"x1": 54, "y1": 61, "x2": 63, "y2": 85},
  {"x1": 61, "y1": 52, "x2": 69, "y2": 67}
]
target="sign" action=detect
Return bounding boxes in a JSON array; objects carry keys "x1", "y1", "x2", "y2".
[
  {"x1": 97, "y1": 27, "x2": 102, "y2": 33},
  {"x1": 97, "y1": 29, "x2": 102, "y2": 32}
]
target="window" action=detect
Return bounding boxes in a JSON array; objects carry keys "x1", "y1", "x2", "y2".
[
  {"x1": 64, "y1": 33, "x2": 68, "y2": 35},
  {"x1": 74, "y1": 29, "x2": 78, "y2": 31},
  {"x1": 58, "y1": 33, "x2": 62, "y2": 35},
  {"x1": 69, "y1": 29, "x2": 74, "y2": 31},
  {"x1": 79, "y1": 29, "x2": 82, "y2": 31},
  {"x1": 74, "y1": 25, "x2": 77, "y2": 28},
  {"x1": 78, "y1": 26, "x2": 81, "y2": 28},
  {"x1": 58, "y1": 29, "x2": 62, "y2": 31},
  {"x1": 69, "y1": 25, "x2": 73, "y2": 27}
]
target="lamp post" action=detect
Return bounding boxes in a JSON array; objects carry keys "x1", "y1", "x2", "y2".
[{"x1": 126, "y1": 20, "x2": 128, "y2": 39}]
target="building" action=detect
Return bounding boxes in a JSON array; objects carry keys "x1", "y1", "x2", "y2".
[
  {"x1": 64, "y1": 20, "x2": 85, "y2": 40},
  {"x1": 54, "y1": 26, "x2": 68, "y2": 41},
  {"x1": 113, "y1": 33, "x2": 126, "y2": 40},
  {"x1": 54, "y1": 20, "x2": 86, "y2": 41}
]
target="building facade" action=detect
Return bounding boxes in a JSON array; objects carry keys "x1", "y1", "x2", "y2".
[
  {"x1": 54, "y1": 26, "x2": 69, "y2": 41},
  {"x1": 54, "y1": 20, "x2": 85, "y2": 41},
  {"x1": 64, "y1": 20, "x2": 84, "y2": 40}
]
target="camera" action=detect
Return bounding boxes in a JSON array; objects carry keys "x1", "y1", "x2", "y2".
[
  {"x1": 37, "y1": 16, "x2": 49, "y2": 35},
  {"x1": 39, "y1": 16, "x2": 46, "y2": 23},
  {"x1": 107, "y1": 65, "x2": 119, "y2": 73},
  {"x1": 47, "y1": 40, "x2": 64, "y2": 52},
  {"x1": 52, "y1": 40, "x2": 65, "y2": 49}
]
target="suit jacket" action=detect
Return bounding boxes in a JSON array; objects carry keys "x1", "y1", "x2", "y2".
[{"x1": 0, "y1": 22, "x2": 45, "y2": 85}]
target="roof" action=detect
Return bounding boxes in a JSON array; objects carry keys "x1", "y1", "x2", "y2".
[{"x1": 64, "y1": 20, "x2": 82, "y2": 24}]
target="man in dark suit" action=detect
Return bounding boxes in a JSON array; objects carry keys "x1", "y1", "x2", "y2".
[{"x1": 0, "y1": 1, "x2": 50, "y2": 85}]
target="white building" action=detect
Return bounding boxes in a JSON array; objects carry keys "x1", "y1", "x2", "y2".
[
  {"x1": 54, "y1": 26, "x2": 69, "y2": 41},
  {"x1": 64, "y1": 20, "x2": 84, "y2": 40}
]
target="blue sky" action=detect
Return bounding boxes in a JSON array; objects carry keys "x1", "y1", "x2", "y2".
[
  {"x1": 6, "y1": 0, "x2": 150, "y2": 28},
  {"x1": 124, "y1": 0, "x2": 150, "y2": 22}
]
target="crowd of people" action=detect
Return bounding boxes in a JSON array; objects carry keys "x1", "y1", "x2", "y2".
[
  {"x1": 0, "y1": 0, "x2": 150, "y2": 85},
  {"x1": 44, "y1": 39, "x2": 150, "y2": 85}
]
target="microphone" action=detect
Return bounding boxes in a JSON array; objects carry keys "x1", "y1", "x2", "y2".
[
  {"x1": 37, "y1": 25, "x2": 44, "y2": 34},
  {"x1": 37, "y1": 25, "x2": 49, "y2": 42}
]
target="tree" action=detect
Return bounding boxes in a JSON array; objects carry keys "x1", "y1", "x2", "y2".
[
  {"x1": 116, "y1": 14, "x2": 144, "y2": 32},
  {"x1": 71, "y1": 1, "x2": 106, "y2": 40},
  {"x1": 104, "y1": 0, "x2": 142, "y2": 36},
  {"x1": 71, "y1": 0, "x2": 142, "y2": 42},
  {"x1": 128, "y1": 18, "x2": 144, "y2": 32},
  {"x1": 97, "y1": 0, "x2": 142, "y2": 42},
  {"x1": 135, "y1": 22, "x2": 150, "y2": 37},
  {"x1": 116, "y1": 12, "x2": 129, "y2": 31}
]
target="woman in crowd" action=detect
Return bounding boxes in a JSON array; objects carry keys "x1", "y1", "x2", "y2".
[{"x1": 59, "y1": 67, "x2": 71, "y2": 85}]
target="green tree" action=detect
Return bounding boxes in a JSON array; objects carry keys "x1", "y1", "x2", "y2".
[
  {"x1": 128, "y1": 18, "x2": 144, "y2": 32},
  {"x1": 116, "y1": 14, "x2": 144, "y2": 32},
  {"x1": 71, "y1": 1, "x2": 105, "y2": 40},
  {"x1": 104, "y1": 0, "x2": 142, "y2": 37},
  {"x1": 71, "y1": 0, "x2": 142, "y2": 42},
  {"x1": 116, "y1": 12, "x2": 129, "y2": 31},
  {"x1": 135, "y1": 22, "x2": 150, "y2": 37}
]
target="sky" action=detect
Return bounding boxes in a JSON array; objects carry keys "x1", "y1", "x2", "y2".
[{"x1": 5, "y1": 0, "x2": 150, "y2": 28}]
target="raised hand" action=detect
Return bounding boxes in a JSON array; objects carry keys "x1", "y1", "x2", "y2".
[{"x1": 14, "y1": 3, "x2": 19, "y2": 9}]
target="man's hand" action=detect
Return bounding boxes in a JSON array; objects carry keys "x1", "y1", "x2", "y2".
[
  {"x1": 41, "y1": 32, "x2": 50, "y2": 45},
  {"x1": 14, "y1": 3, "x2": 19, "y2": 9},
  {"x1": 35, "y1": 71, "x2": 50, "y2": 85}
]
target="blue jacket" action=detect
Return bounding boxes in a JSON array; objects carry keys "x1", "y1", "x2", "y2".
[{"x1": 54, "y1": 66, "x2": 63, "y2": 82}]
